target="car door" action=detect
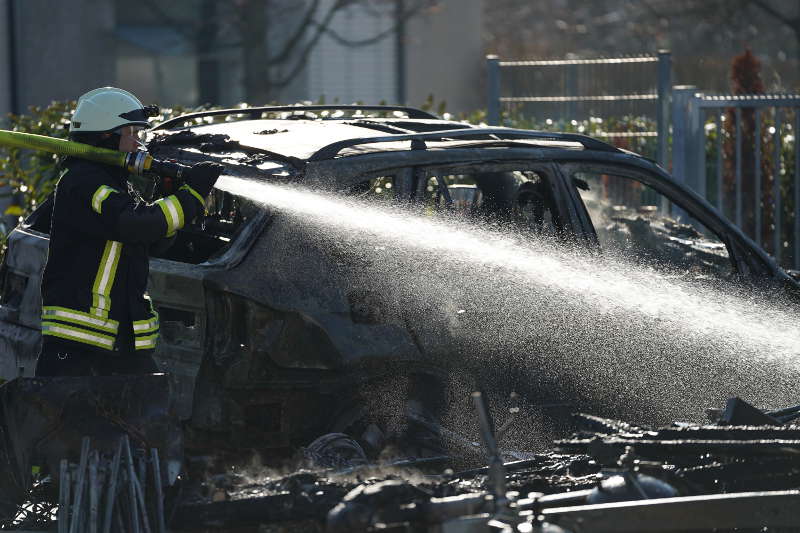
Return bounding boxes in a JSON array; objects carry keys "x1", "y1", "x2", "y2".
[
  {"x1": 0, "y1": 202, "x2": 52, "y2": 381},
  {"x1": 558, "y1": 161, "x2": 778, "y2": 281}
]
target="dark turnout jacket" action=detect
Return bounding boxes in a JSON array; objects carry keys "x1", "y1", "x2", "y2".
[{"x1": 40, "y1": 157, "x2": 205, "y2": 355}]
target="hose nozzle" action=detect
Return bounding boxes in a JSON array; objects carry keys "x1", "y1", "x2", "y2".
[{"x1": 123, "y1": 152, "x2": 189, "y2": 180}]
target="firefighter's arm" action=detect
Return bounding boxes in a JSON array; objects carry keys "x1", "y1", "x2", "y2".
[
  {"x1": 66, "y1": 162, "x2": 223, "y2": 244},
  {"x1": 149, "y1": 234, "x2": 176, "y2": 255},
  {"x1": 114, "y1": 162, "x2": 222, "y2": 242}
]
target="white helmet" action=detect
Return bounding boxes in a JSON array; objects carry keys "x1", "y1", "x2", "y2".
[{"x1": 70, "y1": 87, "x2": 155, "y2": 133}]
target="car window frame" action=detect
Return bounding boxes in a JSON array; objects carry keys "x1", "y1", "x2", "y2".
[
  {"x1": 558, "y1": 161, "x2": 746, "y2": 274},
  {"x1": 344, "y1": 160, "x2": 579, "y2": 237}
]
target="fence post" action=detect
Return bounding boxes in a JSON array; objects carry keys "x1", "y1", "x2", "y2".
[
  {"x1": 486, "y1": 55, "x2": 501, "y2": 126},
  {"x1": 671, "y1": 86, "x2": 698, "y2": 220},
  {"x1": 795, "y1": 111, "x2": 800, "y2": 270},
  {"x1": 671, "y1": 86, "x2": 697, "y2": 188},
  {"x1": 773, "y1": 109, "x2": 783, "y2": 262},
  {"x1": 689, "y1": 92, "x2": 705, "y2": 198},
  {"x1": 566, "y1": 63, "x2": 578, "y2": 121},
  {"x1": 657, "y1": 50, "x2": 672, "y2": 168}
]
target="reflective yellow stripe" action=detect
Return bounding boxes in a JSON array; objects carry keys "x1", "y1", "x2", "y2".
[
  {"x1": 155, "y1": 195, "x2": 185, "y2": 237},
  {"x1": 133, "y1": 315, "x2": 159, "y2": 334},
  {"x1": 4, "y1": 205, "x2": 22, "y2": 216},
  {"x1": 42, "y1": 306, "x2": 119, "y2": 334},
  {"x1": 180, "y1": 184, "x2": 205, "y2": 210},
  {"x1": 91, "y1": 241, "x2": 122, "y2": 317},
  {"x1": 134, "y1": 333, "x2": 158, "y2": 350},
  {"x1": 42, "y1": 321, "x2": 115, "y2": 350},
  {"x1": 91, "y1": 185, "x2": 119, "y2": 214}
]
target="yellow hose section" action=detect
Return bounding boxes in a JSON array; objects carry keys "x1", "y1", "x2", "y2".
[{"x1": 0, "y1": 130, "x2": 127, "y2": 168}]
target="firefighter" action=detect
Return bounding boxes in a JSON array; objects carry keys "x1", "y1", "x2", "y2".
[{"x1": 35, "y1": 87, "x2": 223, "y2": 376}]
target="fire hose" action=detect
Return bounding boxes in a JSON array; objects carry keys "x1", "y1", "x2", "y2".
[{"x1": 0, "y1": 129, "x2": 190, "y2": 181}]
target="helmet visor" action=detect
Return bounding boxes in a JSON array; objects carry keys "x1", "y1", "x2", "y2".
[{"x1": 118, "y1": 105, "x2": 159, "y2": 124}]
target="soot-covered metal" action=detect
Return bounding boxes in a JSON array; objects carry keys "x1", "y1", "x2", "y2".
[{"x1": 0, "y1": 106, "x2": 798, "y2": 531}]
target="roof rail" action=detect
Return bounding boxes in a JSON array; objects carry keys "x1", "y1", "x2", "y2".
[
  {"x1": 307, "y1": 127, "x2": 619, "y2": 161},
  {"x1": 152, "y1": 105, "x2": 438, "y2": 131}
]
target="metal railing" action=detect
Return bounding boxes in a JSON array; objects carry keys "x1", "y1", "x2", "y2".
[
  {"x1": 486, "y1": 51, "x2": 672, "y2": 166},
  {"x1": 672, "y1": 88, "x2": 800, "y2": 269}
]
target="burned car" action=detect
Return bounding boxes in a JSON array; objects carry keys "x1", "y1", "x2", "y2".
[{"x1": 0, "y1": 105, "x2": 796, "y2": 457}]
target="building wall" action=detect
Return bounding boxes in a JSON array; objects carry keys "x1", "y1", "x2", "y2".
[
  {"x1": 13, "y1": 0, "x2": 116, "y2": 109},
  {"x1": 405, "y1": 0, "x2": 484, "y2": 114},
  {"x1": 0, "y1": 0, "x2": 10, "y2": 121},
  {"x1": 284, "y1": 0, "x2": 484, "y2": 113},
  {"x1": 115, "y1": 40, "x2": 198, "y2": 107},
  {"x1": 304, "y1": 0, "x2": 397, "y2": 105},
  {"x1": 1, "y1": 0, "x2": 485, "y2": 116}
]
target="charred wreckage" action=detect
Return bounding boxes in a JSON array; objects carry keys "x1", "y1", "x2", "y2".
[{"x1": 0, "y1": 105, "x2": 798, "y2": 531}]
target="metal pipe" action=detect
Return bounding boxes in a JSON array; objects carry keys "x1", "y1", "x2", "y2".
[
  {"x1": 151, "y1": 449, "x2": 166, "y2": 533},
  {"x1": 795, "y1": 111, "x2": 800, "y2": 270},
  {"x1": 103, "y1": 439, "x2": 123, "y2": 533},
  {"x1": 503, "y1": 94, "x2": 659, "y2": 103},
  {"x1": 656, "y1": 50, "x2": 671, "y2": 168},
  {"x1": 756, "y1": 109, "x2": 762, "y2": 244},
  {"x1": 132, "y1": 471, "x2": 152, "y2": 533},
  {"x1": 136, "y1": 450, "x2": 147, "y2": 508},
  {"x1": 435, "y1": 175, "x2": 453, "y2": 209},
  {"x1": 115, "y1": 502, "x2": 127, "y2": 533},
  {"x1": 677, "y1": 95, "x2": 800, "y2": 109},
  {"x1": 715, "y1": 112, "x2": 723, "y2": 211},
  {"x1": 122, "y1": 436, "x2": 141, "y2": 533},
  {"x1": 487, "y1": 55, "x2": 501, "y2": 126},
  {"x1": 736, "y1": 107, "x2": 743, "y2": 227},
  {"x1": 773, "y1": 108, "x2": 783, "y2": 262},
  {"x1": 697, "y1": 105, "x2": 707, "y2": 198},
  {"x1": 566, "y1": 63, "x2": 578, "y2": 121},
  {"x1": 671, "y1": 86, "x2": 697, "y2": 217},
  {"x1": 542, "y1": 490, "x2": 800, "y2": 531},
  {"x1": 89, "y1": 450, "x2": 99, "y2": 533},
  {"x1": 471, "y1": 391, "x2": 506, "y2": 505},
  {"x1": 501, "y1": 57, "x2": 659, "y2": 66},
  {"x1": 535, "y1": 489, "x2": 594, "y2": 508},
  {"x1": 766, "y1": 402, "x2": 800, "y2": 418},
  {"x1": 58, "y1": 459, "x2": 70, "y2": 533},
  {"x1": 69, "y1": 437, "x2": 90, "y2": 533}
]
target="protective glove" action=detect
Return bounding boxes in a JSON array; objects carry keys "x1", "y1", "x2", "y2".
[{"x1": 185, "y1": 161, "x2": 224, "y2": 198}]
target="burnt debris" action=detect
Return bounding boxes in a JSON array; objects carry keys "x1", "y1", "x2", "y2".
[
  {"x1": 5, "y1": 386, "x2": 800, "y2": 532},
  {"x1": 167, "y1": 396, "x2": 800, "y2": 532}
]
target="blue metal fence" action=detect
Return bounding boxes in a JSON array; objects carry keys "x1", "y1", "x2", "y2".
[
  {"x1": 672, "y1": 89, "x2": 800, "y2": 269},
  {"x1": 486, "y1": 52, "x2": 799, "y2": 270},
  {"x1": 486, "y1": 52, "x2": 672, "y2": 166}
]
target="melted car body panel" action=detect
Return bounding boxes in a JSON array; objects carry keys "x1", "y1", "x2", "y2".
[{"x1": 0, "y1": 110, "x2": 795, "y2": 450}]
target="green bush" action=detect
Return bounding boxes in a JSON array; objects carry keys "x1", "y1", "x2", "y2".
[
  {"x1": 0, "y1": 100, "x2": 75, "y2": 218},
  {"x1": 459, "y1": 106, "x2": 659, "y2": 160}
]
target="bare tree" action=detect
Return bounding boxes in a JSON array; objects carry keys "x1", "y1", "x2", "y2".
[
  {"x1": 142, "y1": 0, "x2": 434, "y2": 105},
  {"x1": 484, "y1": 0, "x2": 799, "y2": 91},
  {"x1": 642, "y1": 0, "x2": 800, "y2": 55}
]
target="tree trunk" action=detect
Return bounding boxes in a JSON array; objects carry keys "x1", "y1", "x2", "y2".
[
  {"x1": 241, "y1": 0, "x2": 272, "y2": 104},
  {"x1": 196, "y1": 0, "x2": 220, "y2": 105}
]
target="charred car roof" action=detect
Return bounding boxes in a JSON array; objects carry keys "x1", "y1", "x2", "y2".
[{"x1": 147, "y1": 104, "x2": 634, "y2": 179}]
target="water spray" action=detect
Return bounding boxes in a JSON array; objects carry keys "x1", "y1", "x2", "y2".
[
  {"x1": 0, "y1": 129, "x2": 190, "y2": 180},
  {"x1": 216, "y1": 178, "x2": 800, "y2": 426}
]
